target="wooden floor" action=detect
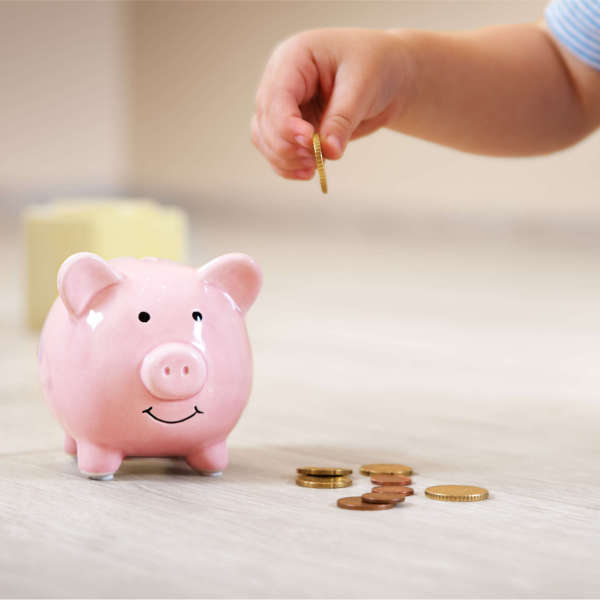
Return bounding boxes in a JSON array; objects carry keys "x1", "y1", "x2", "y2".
[{"x1": 1, "y1": 216, "x2": 600, "y2": 598}]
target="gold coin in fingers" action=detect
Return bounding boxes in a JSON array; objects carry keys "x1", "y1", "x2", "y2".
[{"x1": 312, "y1": 133, "x2": 328, "y2": 194}]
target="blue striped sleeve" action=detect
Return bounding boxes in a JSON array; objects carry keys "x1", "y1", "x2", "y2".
[{"x1": 545, "y1": 0, "x2": 600, "y2": 70}]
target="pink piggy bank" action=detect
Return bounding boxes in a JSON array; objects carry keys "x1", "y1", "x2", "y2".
[{"x1": 39, "y1": 252, "x2": 262, "y2": 480}]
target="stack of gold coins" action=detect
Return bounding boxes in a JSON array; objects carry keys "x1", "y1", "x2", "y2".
[{"x1": 296, "y1": 466, "x2": 352, "y2": 489}]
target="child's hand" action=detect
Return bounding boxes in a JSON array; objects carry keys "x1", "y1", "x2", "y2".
[
  {"x1": 251, "y1": 29, "x2": 412, "y2": 180},
  {"x1": 252, "y1": 22, "x2": 600, "y2": 171}
]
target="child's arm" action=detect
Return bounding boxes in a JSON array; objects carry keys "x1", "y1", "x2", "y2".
[
  {"x1": 252, "y1": 17, "x2": 600, "y2": 179},
  {"x1": 389, "y1": 23, "x2": 600, "y2": 156}
]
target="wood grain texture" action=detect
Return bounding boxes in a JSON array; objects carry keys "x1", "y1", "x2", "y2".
[{"x1": 1, "y1": 217, "x2": 600, "y2": 598}]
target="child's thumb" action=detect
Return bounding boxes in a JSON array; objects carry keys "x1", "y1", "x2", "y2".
[{"x1": 320, "y1": 75, "x2": 368, "y2": 159}]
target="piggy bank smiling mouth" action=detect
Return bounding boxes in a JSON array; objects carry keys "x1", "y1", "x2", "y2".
[{"x1": 142, "y1": 405, "x2": 204, "y2": 424}]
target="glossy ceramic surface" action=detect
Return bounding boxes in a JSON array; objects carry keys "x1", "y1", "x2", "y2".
[{"x1": 39, "y1": 252, "x2": 262, "y2": 479}]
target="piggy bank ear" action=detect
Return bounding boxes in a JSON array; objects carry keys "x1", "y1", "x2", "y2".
[
  {"x1": 57, "y1": 252, "x2": 122, "y2": 316},
  {"x1": 198, "y1": 253, "x2": 262, "y2": 314}
]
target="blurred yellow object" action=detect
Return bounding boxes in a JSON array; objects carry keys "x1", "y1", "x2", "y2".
[{"x1": 24, "y1": 199, "x2": 188, "y2": 330}]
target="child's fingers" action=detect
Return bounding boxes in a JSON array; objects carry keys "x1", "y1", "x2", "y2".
[
  {"x1": 265, "y1": 141, "x2": 316, "y2": 179},
  {"x1": 254, "y1": 36, "x2": 319, "y2": 172},
  {"x1": 273, "y1": 166, "x2": 315, "y2": 180},
  {"x1": 319, "y1": 66, "x2": 371, "y2": 159},
  {"x1": 252, "y1": 114, "x2": 298, "y2": 164},
  {"x1": 254, "y1": 108, "x2": 315, "y2": 170},
  {"x1": 259, "y1": 123, "x2": 316, "y2": 170},
  {"x1": 252, "y1": 115, "x2": 316, "y2": 176},
  {"x1": 261, "y1": 91, "x2": 314, "y2": 159},
  {"x1": 259, "y1": 116, "x2": 312, "y2": 164},
  {"x1": 281, "y1": 115, "x2": 314, "y2": 153},
  {"x1": 253, "y1": 110, "x2": 308, "y2": 165}
]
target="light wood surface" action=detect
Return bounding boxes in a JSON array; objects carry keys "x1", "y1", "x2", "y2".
[{"x1": 1, "y1": 217, "x2": 600, "y2": 598}]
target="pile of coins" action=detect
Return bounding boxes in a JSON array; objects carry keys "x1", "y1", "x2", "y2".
[
  {"x1": 337, "y1": 464, "x2": 414, "y2": 511},
  {"x1": 295, "y1": 461, "x2": 490, "y2": 509},
  {"x1": 296, "y1": 466, "x2": 352, "y2": 489}
]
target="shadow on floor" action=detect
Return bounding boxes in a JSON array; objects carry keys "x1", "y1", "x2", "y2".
[{"x1": 21, "y1": 443, "x2": 452, "y2": 482}]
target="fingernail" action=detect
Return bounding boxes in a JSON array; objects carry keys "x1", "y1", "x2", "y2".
[
  {"x1": 295, "y1": 169, "x2": 313, "y2": 179},
  {"x1": 295, "y1": 135, "x2": 309, "y2": 147},
  {"x1": 327, "y1": 135, "x2": 342, "y2": 157},
  {"x1": 301, "y1": 159, "x2": 315, "y2": 169},
  {"x1": 297, "y1": 148, "x2": 312, "y2": 158}
]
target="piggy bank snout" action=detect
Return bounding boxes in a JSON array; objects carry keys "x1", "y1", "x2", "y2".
[{"x1": 141, "y1": 343, "x2": 207, "y2": 400}]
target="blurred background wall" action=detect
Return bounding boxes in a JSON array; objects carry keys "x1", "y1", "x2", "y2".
[
  {"x1": 0, "y1": 1, "x2": 129, "y2": 213},
  {"x1": 2, "y1": 0, "x2": 600, "y2": 238}
]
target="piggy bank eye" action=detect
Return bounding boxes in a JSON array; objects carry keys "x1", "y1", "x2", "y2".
[
  {"x1": 192, "y1": 311, "x2": 203, "y2": 322},
  {"x1": 138, "y1": 311, "x2": 151, "y2": 323}
]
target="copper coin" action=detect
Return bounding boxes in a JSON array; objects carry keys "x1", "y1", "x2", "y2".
[
  {"x1": 372, "y1": 485, "x2": 414, "y2": 496},
  {"x1": 362, "y1": 492, "x2": 406, "y2": 504},
  {"x1": 337, "y1": 496, "x2": 395, "y2": 511},
  {"x1": 370, "y1": 474, "x2": 411, "y2": 486}
]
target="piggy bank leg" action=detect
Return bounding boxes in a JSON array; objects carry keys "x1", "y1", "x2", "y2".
[
  {"x1": 76, "y1": 441, "x2": 123, "y2": 480},
  {"x1": 64, "y1": 434, "x2": 77, "y2": 456},
  {"x1": 186, "y1": 441, "x2": 228, "y2": 476}
]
